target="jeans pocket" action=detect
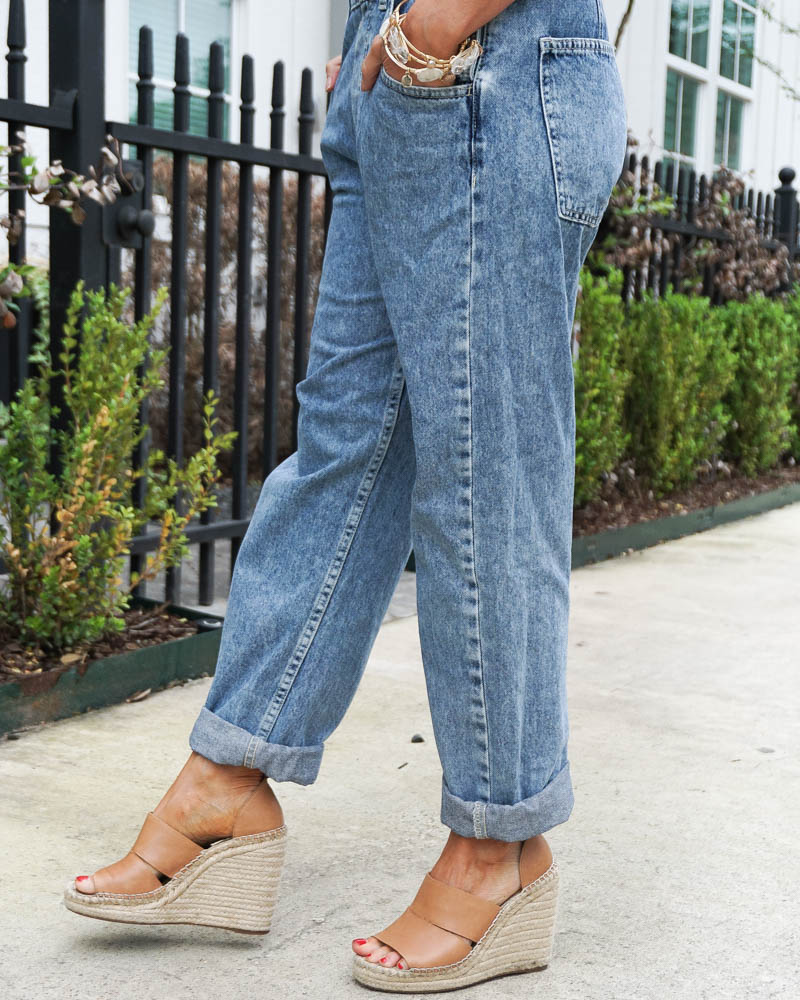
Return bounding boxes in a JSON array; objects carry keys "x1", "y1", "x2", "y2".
[
  {"x1": 378, "y1": 63, "x2": 474, "y2": 100},
  {"x1": 539, "y1": 35, "x2": 628, "y2": 228}
]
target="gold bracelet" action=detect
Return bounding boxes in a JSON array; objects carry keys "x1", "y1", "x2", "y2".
[{"x1": 379, "y1": 0, "x2": 483, "y2": 87}]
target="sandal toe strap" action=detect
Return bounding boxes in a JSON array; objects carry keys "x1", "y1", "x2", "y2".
[
  {"x1": 374, "y1": 874, "x2": 501, "y2": 969},
  {"x1": 130, "y1": 812, "x2": 203, "y2": 879},
  {"x1": 376, "y1": 909, "x2": 472, "y2": 970}
]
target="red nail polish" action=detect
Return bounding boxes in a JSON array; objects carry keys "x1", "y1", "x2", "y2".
[
  {"x1": 354, "y1": 939, "x2": 367, "y2": 945},
  {"x1": 380, "y1": 957, "x2": 387, "y2": 964},
  {"x1": 75, "y1": 876, "x2": 89, "y2": 882},
  {"x1": 397, "y1": 963, "x2": 404, "y2": 970}
]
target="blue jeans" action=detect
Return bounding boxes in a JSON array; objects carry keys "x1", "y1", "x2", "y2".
[{"x1": 190, "y1": 0, "x2": 627, "y2": 842}]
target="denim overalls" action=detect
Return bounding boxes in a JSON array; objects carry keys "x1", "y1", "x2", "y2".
[{"x1": 190, "y1": 0, "x2": 628, "y2": 842}]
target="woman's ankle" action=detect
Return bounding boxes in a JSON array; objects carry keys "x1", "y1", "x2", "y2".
[
  {"x1": 438, "y1": 831, "x2": 522, "y2": 864},
  {"x1": 177, "y1": 751, "x2": 265, "y2": 796}
]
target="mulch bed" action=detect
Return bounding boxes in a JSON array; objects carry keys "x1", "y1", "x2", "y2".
[
  {"x1": 0, "y1": 604, "x2": 199, "y2": 683},
  {"x1": 573, "y1": 459, "x2": 800, "y2": 537}
]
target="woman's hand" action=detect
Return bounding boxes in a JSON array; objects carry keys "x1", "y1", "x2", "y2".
[
  {"x1": 325, "y1": 54, "x2": 342, "y2": 92},
  {"x1": 360, "y1": 5, "x2": 463, "y2": 91},
  {"x1": 360, "y1": 0, "x2": 520, "y2": 91}
]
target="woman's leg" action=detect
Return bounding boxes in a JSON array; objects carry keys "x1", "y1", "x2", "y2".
[
  {"x1": 187, "y1": 161, "x2": 415, "y2": 781},
  {"x1": 75, "y1": 6, "x2": 417, "y2": 891},
  {"x1": 351, "y1": 0, "x2": 627, "y2": 966}
]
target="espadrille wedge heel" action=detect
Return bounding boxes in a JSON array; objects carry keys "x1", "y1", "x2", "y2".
[
  {"x1": 352, "y1": 840, "x2": 559, "y2": 993},
  {"x1": 63, "y1": 777, "x2": 287, "y2": 934}
]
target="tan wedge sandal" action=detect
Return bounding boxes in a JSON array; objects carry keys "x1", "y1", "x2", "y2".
[
  {"x1": 63, "y1": 777, "x2": 287, "y2": 934},
  {"x1": 352, "y1": 840, "x2": 559, "y2": 993}
]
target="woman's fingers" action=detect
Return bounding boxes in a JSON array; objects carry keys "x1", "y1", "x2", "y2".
[
  {"x1": 361, "y1": 34, "x2": 385, "y2": 91},
  {"x1": 325, "y1": 53, "x2": 342, "y2": 92}
]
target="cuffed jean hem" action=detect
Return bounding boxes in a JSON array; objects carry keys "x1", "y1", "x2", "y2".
[
  {"x1": 440, "y1": 761, "x2": 575, "y2": 841},
  {"x1": 188, "y1": 707, "x2": 323, "y2": 785}
]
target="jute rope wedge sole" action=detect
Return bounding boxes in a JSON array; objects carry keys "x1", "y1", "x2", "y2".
[
  {"x1": 352, "y1": 855, "x2": 559, "y2": 994},
  {"x1": 63, "y1": 777, "x2": 287, "y2": 934},
  {"x1": 63, "y1": 825, "x2": 287, "y2": 933}
]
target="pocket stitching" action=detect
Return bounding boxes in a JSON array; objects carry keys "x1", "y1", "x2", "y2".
[
  {"x1": 539, "y1": 36, "x2": 615, "y2": 227},
  {"x1": 378, "y1": 64, "x2": 473, "y2": 100}
]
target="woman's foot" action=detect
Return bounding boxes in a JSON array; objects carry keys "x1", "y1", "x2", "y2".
[
  {"x1": 73, "y1": 751, "x2": 283, "y2": 895},
  {"x1": 351, "y1": 832, "x2": 552, "y2": 970}
]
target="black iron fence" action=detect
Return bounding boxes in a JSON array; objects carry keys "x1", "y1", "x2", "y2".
[
  {"x1": 2, "y1": 0, "x2": 800, "y2": 607},
  {"x1": 615, "y1": 150, "x2": 800, "y2": 303},
  {"x1": 0, "y1": 0, "x2": 330, "y2": 606}
]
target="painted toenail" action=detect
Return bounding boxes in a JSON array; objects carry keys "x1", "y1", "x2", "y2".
[
  {"x1": 76, "y1": 876, "x2": 89, "y2": 881},
  {"x1": 397, "y1": 962, "x2": 404, "y2": 970},
  {"x1": 380, "y1": 957, "x2": 387, "y2": 964},
  {"x1": 354, "y1": 939, "x2": 367, "y2": 945}
]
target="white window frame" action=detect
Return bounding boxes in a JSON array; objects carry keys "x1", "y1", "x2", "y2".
[
  {"x1": 714, "y1": 89, "x2": 745, "y2": 170},
  {"x1": 662, "y1": 0, "x2": 757, "y2": 186},
  {"x1": 664, "y1": 67, "x2": 702, "y2": 175},
  {"x1": 669, "y1": 0, "x2": 712, "y2": 68},
  {"x1": 720, "y1": 0, "x2": 757, "y2": 87}
]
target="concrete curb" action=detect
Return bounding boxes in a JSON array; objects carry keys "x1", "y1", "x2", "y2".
[
  {"x1": 572, "y1": 480, "x2": 800, "y2": 566},
  {"x1": 0, "y1": 598, "x2": 223, "y2": 737}
]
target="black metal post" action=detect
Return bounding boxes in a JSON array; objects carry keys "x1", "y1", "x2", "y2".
[
  {"x1": 130, "y1": 24, "x2": 155, "y2": 598},
  {"x1": 165, "y1": 33, "x2": 191, "y2": 604},
  {"x1": 198, "y1": 40, "x2": 226, "y2": 605},
  {"x1": 7, "y1": 0, "x2": 26, "y2": 265},
  {"x1": 263, "y1": 61, "x2": 285, "y2": 478},
  {"x1": 2, "y1": 0, "x2": 27, "y2": 405},
  {"x1": 291, "y1": 68, "x2": 314, "y2": 452},
  {"x1": 231, "y1": 54, "x2": 256, "y2": 572},
  {"x1": 774, "y1": 166, "x2": 799, "y2": 257},
  {"x1": 48, "y1": 0, "x2": 106, "y2": 478}
]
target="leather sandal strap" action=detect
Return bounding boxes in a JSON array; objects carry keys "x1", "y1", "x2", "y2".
[
  {"x1": 375, "y1": 908, "x2": 473, "y2": 970},
  {"x1": 409, "y1": 872, "x2": 501, "y2": 942},
  {"x1": 130, "y1": 812, "x2": 204, "y2": 878}
]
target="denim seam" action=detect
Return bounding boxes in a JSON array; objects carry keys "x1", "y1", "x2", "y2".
[
  {"x1": 467, "y1": 45, "x2": 491, "y2": 812},
  {"x1": 472, "y1": 801, "x2": 487, "y2": 839},
  {"x1": 539, "y1": 36, "x2": 616, "y2": 56},
  {"x1": 252, "y1": 358, "x2": 407, "y2": 743}
]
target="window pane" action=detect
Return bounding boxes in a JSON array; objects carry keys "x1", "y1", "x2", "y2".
[
  {"x1": 669, "y1": 0, "x2": 689, "y2": 59},
  {"x1": 727, "y1": 96, "x2": 743, "y2": 169},
  {"x1": 679, "y1": 76, "x2": 698, "y2": 156},
  {"x1": 186, "y1": 0, "x2": 232, "y2": 92},
  {"x1": 714, "y1": 91, "x2": 727, "y2": 164},
  {"x1": 664, "y1": 68, "x2": 679, "y2": 152},
  {"x1": 739, "y1": 8, "x2": 755, "y2": 86},
  {"x1": 129, "y1": 0, "x2": 180, "y2": 81},
  {"x1": 720, "y1": 0, "x2": 737, "y2": 79},
  {"x1": 690, "y1": 0, "x2": 710, "y2": 67}
]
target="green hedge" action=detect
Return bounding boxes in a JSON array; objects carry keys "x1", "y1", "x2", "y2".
[
  {"x1": 719, "y1": 294, "x2": 800, "y2": 477},
  {"x1": 573, "y1": 268, "x2": 631, "y2": 507},
  {"x1": 573, "y1": 271, "x2": 800, "y2": 506}
]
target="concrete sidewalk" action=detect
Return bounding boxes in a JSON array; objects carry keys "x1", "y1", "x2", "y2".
[{"x1": 1, "y1": 504, "x2": 798, "y2": 1000}]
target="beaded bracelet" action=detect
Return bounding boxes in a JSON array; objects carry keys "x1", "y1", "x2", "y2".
[{"x1": 379, "y1": 0, "x2": 483, "y2": 87}]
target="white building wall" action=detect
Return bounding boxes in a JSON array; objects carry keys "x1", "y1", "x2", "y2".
[{"x1": 604, "y1": 0, "x2": 800, "y2": 194}]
